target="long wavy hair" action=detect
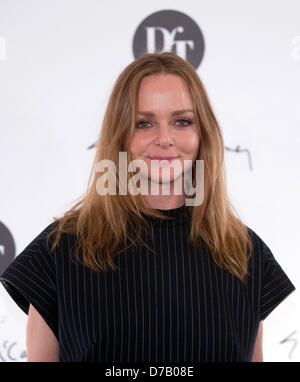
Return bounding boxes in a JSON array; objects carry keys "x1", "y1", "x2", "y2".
[{"x1": 46, "y1": 52, "x2": 253, "y2": 283}]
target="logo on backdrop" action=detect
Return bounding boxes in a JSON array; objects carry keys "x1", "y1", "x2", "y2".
[
  {"x1": 132, "y1": 9, "x2": 205, "y2": 69},
  {"x1": 0, "y1": 340, "x2": 27, "y2": 362},
  {"x1": 0, "y1": 222, "x2": 16, "y2": 275}
]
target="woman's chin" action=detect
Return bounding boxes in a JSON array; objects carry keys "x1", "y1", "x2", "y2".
[{"x1": 148, "y1": 173, "x2": 184, "y2": 186}]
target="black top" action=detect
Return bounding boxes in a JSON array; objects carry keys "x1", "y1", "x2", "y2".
[{"x1": 0, "y1": 205, "x2": 296, "y2": 362}]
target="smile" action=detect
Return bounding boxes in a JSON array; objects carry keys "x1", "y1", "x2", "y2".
[{"x1": 148, "y1": 156, "x2": 179, "y2": 162}]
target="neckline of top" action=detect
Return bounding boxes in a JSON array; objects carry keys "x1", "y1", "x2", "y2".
[{"x1": 143, "y1": 204, "x2": 186, "y2": 227}]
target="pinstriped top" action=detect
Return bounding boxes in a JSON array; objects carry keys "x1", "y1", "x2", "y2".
[{"x1": 0, "y1": 205, "x2": 296, "y2": 362}]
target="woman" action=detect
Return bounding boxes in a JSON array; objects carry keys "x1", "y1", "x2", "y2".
[{"x1": 0, "y1": 52, "x2": 295, "y2": 362}]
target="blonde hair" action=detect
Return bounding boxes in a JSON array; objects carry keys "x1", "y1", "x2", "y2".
[{"x1": 46, "y1": 52, "x2": 253, "y2": 283}]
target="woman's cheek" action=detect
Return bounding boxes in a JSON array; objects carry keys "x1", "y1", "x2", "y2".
[
  {"x1": 129, "y1": 136, "x2": 143, "y2": 159},
  {"x1": 179, "y1": 132, "x2": 199, "y2": 156}
]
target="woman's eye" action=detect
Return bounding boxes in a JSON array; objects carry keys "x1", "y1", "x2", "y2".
[
  {"x1": 175, "y1": 119, "x2": 192, "y2": 127},
  {"x1": 136, "y1": 121, "x2": 150, "y2": 128},
  {"x1": 135, "y1": 119, "x2": 192, "y2": 129}
]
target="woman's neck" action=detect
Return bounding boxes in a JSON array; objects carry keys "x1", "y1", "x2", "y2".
[{"x1": 144, "y1": 194, "x2": 186, "y2": 210}]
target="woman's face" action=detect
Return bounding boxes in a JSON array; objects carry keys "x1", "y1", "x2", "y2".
[{"x1": 129, "y1": 73, "x2": 200, "y2": 186}]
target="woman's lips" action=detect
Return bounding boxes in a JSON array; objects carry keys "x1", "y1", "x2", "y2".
[{"x1": 148, "y1": 156, "x2": 179, "y2": 162}]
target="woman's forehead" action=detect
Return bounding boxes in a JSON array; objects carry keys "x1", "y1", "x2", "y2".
[{"x1": 137, "y1": 74, "x2": 194, "y2": 112}]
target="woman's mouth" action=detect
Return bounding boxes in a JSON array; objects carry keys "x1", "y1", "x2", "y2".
[{"x1": 148, "y1": 156, "x2": 179, "y2": 163}]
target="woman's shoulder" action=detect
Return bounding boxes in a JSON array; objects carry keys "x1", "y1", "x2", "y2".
[
  {"x1": 244, "y1": 225, "x2": 282, "y2": 271},
  {"x1": 245, "y1": 225, "x2": 271, "y2": 254},
  {"x1": 14, "y1": 220, "x2": 75, "y2": 262},
  {"x1": 18, "y1": 221, "x2": 59, "y2": 254},
  {"x1": 0, "y1": 220, "x2": 76, "y2": 292},
  {"x1": 245, "y1": 224, "x2": 295, "y2": 285}
]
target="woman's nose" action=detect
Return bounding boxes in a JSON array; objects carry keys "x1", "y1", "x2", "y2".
[{"x1": 154, "y1": 123, "x2": 175, "y2": 146}]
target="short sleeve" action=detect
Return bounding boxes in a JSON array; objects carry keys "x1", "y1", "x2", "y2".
[
  {"x1": 0, "y1": 223, "x2": 59, "y2": 341},
  {"x1": 259, "y1": 240, "x2": 296, "y2": 321}
]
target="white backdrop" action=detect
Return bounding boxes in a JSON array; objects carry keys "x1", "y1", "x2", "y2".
[{"x1": 0, "y1": 0, "x2": 299, "y2": 362}]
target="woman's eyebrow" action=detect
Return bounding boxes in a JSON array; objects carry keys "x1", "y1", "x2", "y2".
[{"x1": 136, "y1": 109, "x2": 195, "y2": 117}]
